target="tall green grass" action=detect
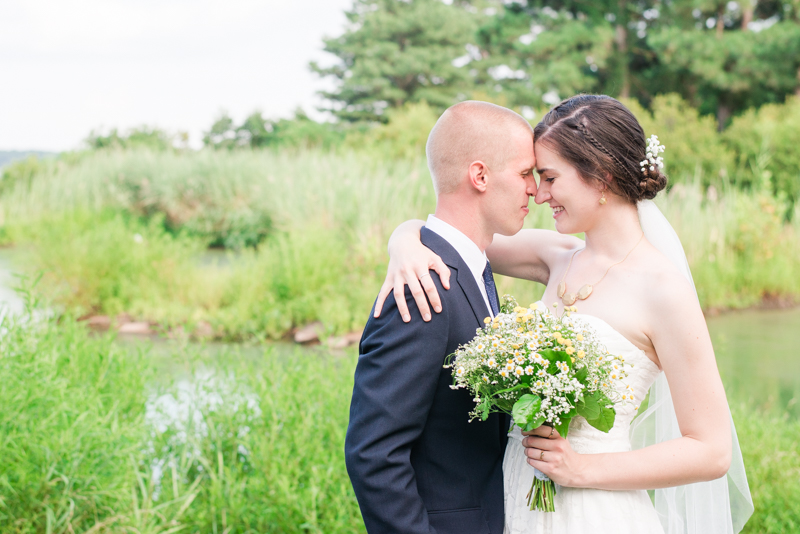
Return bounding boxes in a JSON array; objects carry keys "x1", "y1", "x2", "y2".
[
  {"x1": 0, "y1": 295, "x2": 363, "y2": 533},
  {"x1": 0, "y1": 298, "x2": 797, "y2": 532},
  {"x1": 1, "y1": 148, "x2": 799, "y2": 339}
]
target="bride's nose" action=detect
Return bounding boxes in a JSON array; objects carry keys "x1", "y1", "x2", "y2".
[{"x1": 534, "y1": 186, "x2": 550, "y2": 205}]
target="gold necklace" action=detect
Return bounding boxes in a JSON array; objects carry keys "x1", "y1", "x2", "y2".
[{"x1": 557, "y1": 233, "x2": 645, "y2": 306}]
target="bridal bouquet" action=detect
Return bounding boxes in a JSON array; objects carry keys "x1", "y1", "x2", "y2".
[{"x1": 448, "y1": 296, "x2": 629, "y2": 512}]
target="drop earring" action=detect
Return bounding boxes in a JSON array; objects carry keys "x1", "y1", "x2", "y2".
[{"x1": 599, "y1": 191, "x2": 607, "y2": 205}]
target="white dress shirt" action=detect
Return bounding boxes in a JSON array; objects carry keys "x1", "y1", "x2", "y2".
[{"x1": 425, "y1": 215, "x2": 494, "y2": 317}]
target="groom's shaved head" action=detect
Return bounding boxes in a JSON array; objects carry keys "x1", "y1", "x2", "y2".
[{"x1": 426, "y1": 101, "x2": 533, "y2": 195}]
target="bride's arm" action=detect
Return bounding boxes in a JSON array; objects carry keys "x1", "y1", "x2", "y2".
[
  {"x1": 373, "y1": 220, "x2": 580, "y2": 322},
  {"x1": 487, "y1": 230, "x2": 581, "y2": 284},
  {"x1": 523, "y1": 273, "x2": 732, "y2": 490}
]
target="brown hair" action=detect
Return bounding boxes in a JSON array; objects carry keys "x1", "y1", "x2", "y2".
[{"x1": 533, "y1": 94, "x2": 667, "y2": 202}]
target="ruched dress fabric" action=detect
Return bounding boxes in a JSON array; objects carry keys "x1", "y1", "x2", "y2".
[{"x1": 504, "y1": 307, "x2": 665, "y2": 534}]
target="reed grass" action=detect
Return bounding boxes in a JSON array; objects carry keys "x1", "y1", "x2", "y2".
[
  {"x1": 0, "y1": 296, "x2": 797, "y2": 532},
  {"x1": 1, "y1": 148, "x2": 799, "y2": 340}
]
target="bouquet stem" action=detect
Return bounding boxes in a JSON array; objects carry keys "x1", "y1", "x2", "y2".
[{"x1": 526, "y1": 469, "x2": 556, "y2": 512}]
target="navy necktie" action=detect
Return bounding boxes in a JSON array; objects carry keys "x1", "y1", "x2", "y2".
[{"x1": 482, "y1": 260, "x2": 499, "y2": 316}]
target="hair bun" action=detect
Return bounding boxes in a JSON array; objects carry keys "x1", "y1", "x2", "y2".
[{"x1": 638, "y1": 169, "x2": 667, "y2": 201}]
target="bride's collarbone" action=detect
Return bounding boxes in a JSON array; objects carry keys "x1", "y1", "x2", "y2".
[{"x1": 542, "y1": 287, "x2": 656, "y2": 358}]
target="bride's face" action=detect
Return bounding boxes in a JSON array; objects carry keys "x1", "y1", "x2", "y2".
[{"x1": 533, "y1": 142, "x2": 604, "y2": 235}]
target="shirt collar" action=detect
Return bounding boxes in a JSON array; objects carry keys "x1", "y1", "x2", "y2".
[{"x1": 425, "y1": 215, "x2": 488, "y2": 283}]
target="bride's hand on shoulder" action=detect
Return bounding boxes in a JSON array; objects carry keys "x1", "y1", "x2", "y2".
[
  {"x1": 374, "y1": 220, "x2": 451, "y2": 323},
  {"x1": 521, "y1": 426, "x2": 587, "y2": 488}
]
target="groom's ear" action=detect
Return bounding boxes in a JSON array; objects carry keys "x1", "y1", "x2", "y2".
[{"x1": 468, "y1": 160, "x2": 489, "y2": 192}]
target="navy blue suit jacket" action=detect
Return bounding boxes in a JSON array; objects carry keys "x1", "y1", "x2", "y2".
[{"x1": 345, "y1": 227, "x2": 509, "y2": 534}]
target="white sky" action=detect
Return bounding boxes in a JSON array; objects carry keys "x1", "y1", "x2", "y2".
[{"x1": 0, "y1": 0, "x2": 354, "y2": 151}]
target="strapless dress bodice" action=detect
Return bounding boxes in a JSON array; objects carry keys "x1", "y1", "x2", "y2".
[{"x1": 503, "y1": 304, "x2": 665, "y2": 534}]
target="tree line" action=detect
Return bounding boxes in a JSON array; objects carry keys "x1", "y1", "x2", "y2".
[{"x1": 313, "y1": 0, "x2": 800, "y2": 130}]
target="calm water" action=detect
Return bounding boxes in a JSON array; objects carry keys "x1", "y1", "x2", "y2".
[
  {"x1": 708, "y1": 307, "x2": 800, "y2": 416},
  {"x1": 0, "y1": 248, "x2": 797, "y2": 415}
]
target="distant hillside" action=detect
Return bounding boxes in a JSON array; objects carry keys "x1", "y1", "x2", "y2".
[{"x1": 0, "y1": 150, "x2": 56, "y2": 169}]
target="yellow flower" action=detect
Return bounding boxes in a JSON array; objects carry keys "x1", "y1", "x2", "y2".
[
  {"x1": 576, "y1": 334, "x2": 584, "y2": 341},
  {"x1": 530, "y1": 302, "x2": 539, "y2": 310},
  {"x1": 517, "y1": 327, "x2": 524, "y2": 332},
  {"x1": 565, "y1": 340, "x2": 573, "y2": 347},
  {"x1": 492, "y1": 323, "x2": 499, "y2": 329},
  {"x1": 484, "y1": 317, "x2": 492, "y2": 324},
  {"x1": 566, "y1": 347, "x2": 575, "y2": 355},
  {"x1": 570, "y1": 357, "x2": 575, "y2": 363},
  {"x1": 577, "y1": 350, "x2": 585, "y2": 359},
  {"x1": 515, "y1": 317, "x2": 522, "y2": 323}
]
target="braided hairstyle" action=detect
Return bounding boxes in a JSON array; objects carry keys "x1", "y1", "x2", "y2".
[{"x1": 533, "y1": 95, "x2": 667, "y2": 202}]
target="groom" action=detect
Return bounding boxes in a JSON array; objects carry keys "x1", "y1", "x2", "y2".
[{"x1": 345, "y1": 101, "x2": 538, "y2": 533}]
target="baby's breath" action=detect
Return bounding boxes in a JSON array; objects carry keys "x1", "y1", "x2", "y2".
[{"x1": 450, "y1": 295, "x2": 628, "y2": 429}]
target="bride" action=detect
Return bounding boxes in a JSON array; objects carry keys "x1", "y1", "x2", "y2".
[{"x1": 373, "y1": 95, "x2": 753, "y2": 533}]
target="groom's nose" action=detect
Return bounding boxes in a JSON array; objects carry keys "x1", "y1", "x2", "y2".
[{"x1": 526, "y1": 176, "x2": 538, "y2": 196}]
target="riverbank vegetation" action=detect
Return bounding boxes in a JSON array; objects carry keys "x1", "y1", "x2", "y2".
[
  {"x1": 1, "y1": 96, "x2": 800, "y2": 339},
  {"x1": 0, "y1": 299, "x2": 797, "y2": 533}
]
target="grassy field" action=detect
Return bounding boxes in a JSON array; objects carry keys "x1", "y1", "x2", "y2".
[
  {"x1": 0, "y1": 296, "x2": 797, "y2": 533},
  {"x1": 1, "y1": 148, "x2": 799, "y2": 340},
  {"x1": 1, "y1": 146, "x2": 798, "y2": 531}
]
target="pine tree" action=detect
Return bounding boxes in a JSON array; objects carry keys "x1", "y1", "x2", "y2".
[{"x1": 310, "y1": 0, "x2": 481, "y2": 122}]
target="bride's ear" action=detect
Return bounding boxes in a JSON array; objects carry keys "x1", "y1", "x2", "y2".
[{"x1": 468, "y1": 160, "x2": 489, "y2": 192}]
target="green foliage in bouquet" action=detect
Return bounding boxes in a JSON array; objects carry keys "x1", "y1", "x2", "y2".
[
  {"x1": 448, "y1": 295, "x2": 631, "y2": 512},
  {"x1": 450, "y1": 295, "x2": 628, "y2": 438}
]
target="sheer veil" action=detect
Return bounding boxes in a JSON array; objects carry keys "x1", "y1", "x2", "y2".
[{"x1": 630, "y1": 199, "x2": 754, "y2": 533}]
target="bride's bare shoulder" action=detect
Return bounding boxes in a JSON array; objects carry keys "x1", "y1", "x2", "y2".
[{"x1": 639, "y1": 244, "x2": 703, "y2": 325}]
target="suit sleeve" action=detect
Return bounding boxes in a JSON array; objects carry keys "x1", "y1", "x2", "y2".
[{"x1": 345, "y1": 274, "x2": 450, "y2": 534}]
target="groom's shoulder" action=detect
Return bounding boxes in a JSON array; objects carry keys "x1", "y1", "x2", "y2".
[{"x1": 420, "y1": 226, "x2": 461, "y2": 269}]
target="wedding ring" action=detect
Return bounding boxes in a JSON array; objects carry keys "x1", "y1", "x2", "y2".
[
  {"x1": 548, "y1": 427, "x2": 555, "y2": 438},
  {"x1": 419, "y1": 273, "x2": 431, "y2": 279},
  {"x1": 539, "y1": 450, "x2": 545, "y2": 461}
]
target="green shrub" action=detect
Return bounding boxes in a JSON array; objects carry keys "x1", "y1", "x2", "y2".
[
  {"x1": 724, "y1": 96, "x2": 800, "y2": 210},
  {"x1": 353, "y1": 101, "x2": 440, "y2": 159}
]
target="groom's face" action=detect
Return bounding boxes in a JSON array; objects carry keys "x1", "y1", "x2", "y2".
[{"x1": 482, "y1": 128, "x2": 537, "y2": 236}]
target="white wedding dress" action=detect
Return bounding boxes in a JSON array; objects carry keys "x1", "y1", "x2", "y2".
[{"x1": 503, "y1": 305, "x2": 665, "y2": 534}]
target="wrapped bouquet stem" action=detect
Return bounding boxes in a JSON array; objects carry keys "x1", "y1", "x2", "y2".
[{"x1": 448, "y1": 296, "x2": 630, "y2": 512}]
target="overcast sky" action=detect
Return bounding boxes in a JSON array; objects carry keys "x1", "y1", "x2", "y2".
[{"x1": 0, "y1": 0, "x2": 354, "y2": 151}]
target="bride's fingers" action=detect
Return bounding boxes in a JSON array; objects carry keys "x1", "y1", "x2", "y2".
[
  {"x1": 393, "y1": 275, "x2": 413, "y2": 322},
  {"x1": 373, "y1": 280, "x2": 393, "y2": 318},
  {"x1": 430, "y1": 257, "x2": 451, "y2": 291},
  {"x1": 419, "y1": 271, "x2": 442, "y2": 314},
  {"x1": 521, "y1": 426, "x2": 560, "y2": 439},
  {"x1": 527, "y1": 457, "x2": 551, "y2": 472},
  {"x1": 523, "y1": 436, "x2": 559, "y2": 454},
  {"x1": 406, "y1": 271, "x2": 432, "y2": 321}
]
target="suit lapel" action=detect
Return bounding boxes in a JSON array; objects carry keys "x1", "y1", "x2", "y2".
[{"x1": 420, "y1": 227, "x2": 491, "y2": 326}]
